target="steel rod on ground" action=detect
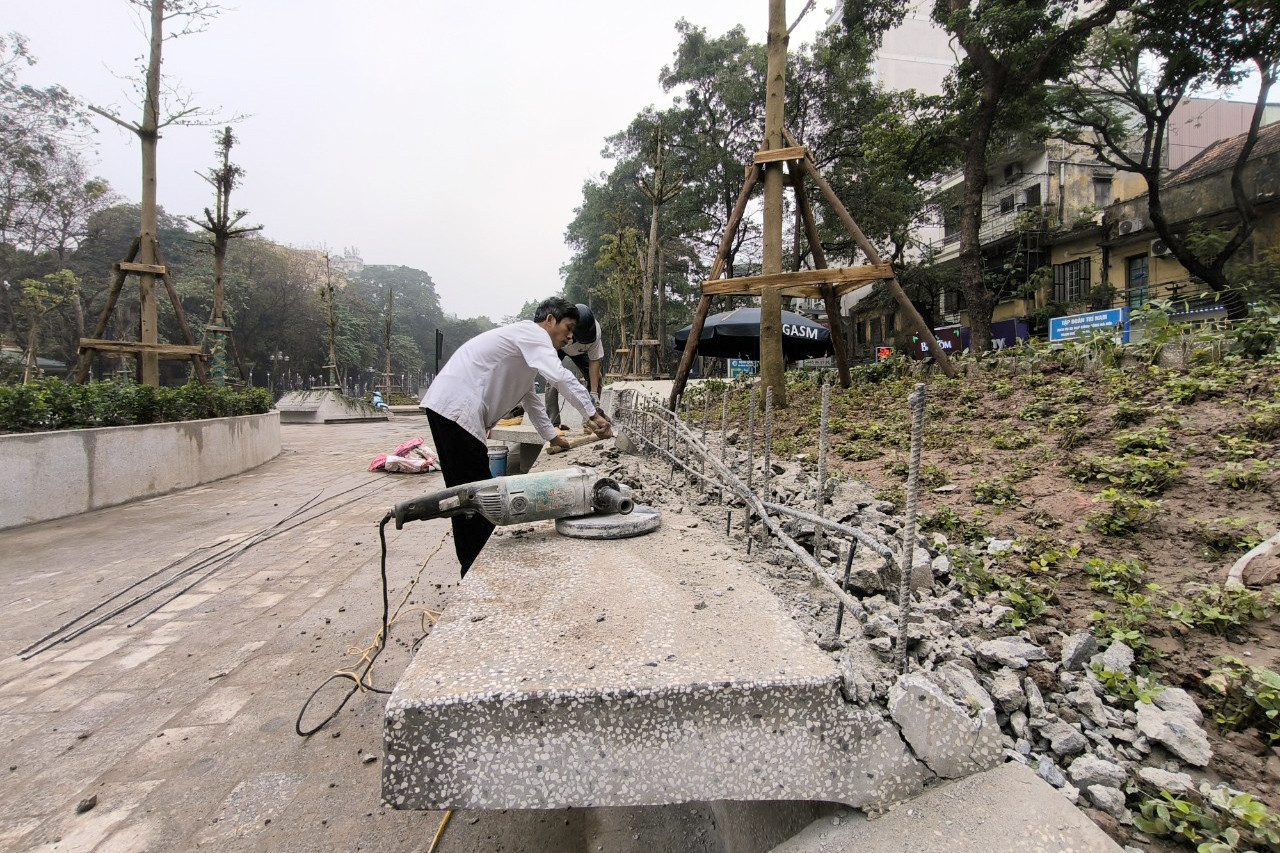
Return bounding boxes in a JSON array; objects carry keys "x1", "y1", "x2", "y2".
[{"x1": 897, "y1": 382, "x2": 927, "y2": 674}]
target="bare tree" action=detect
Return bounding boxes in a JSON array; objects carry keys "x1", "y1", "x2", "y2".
[
  {"x1": 77, "y1": 0, "x2": 227, "y2": 386},
  {"x1": 190, "y1": 126, "x2": 261, "y2": 385}
]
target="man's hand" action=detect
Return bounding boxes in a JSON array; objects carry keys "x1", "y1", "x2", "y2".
[
  {"x1": 589, "y1": 414, "x2": 613, "y2": 438},
  {"x1": 550, "y1": 435, "x2": 572, "y2": 451}
]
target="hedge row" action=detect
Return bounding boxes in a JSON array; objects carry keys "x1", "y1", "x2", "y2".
[{"x1": 0, "y1": 379, "x2": 273, "y2": 433}]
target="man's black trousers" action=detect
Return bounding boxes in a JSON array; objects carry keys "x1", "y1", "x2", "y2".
[{"x1": 425, "y1": 408, "x2": 494, "y2": 578}]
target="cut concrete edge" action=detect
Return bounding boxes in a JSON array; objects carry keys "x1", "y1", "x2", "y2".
[
  {"x1": 386, "y1": 672, "x2": 840, "y2": 711},
  {"x1": 767, "y1": 761, "x2": 1124, "y2": 853}
]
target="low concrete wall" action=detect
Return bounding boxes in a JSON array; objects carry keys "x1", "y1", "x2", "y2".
[{"x1": 0, "y1": 412, "x2": 280, "y2": 531}]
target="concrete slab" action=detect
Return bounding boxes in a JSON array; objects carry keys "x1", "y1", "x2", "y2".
[
  {"x1": 767, "y1": 762, "x2": 1123, "y2": 853},
  {"x1": 383, "y1": 519, "x2": 930, "y2": 810},
  {"x1": 276, "y1": 389, "x2": 388, "y2": 424}
]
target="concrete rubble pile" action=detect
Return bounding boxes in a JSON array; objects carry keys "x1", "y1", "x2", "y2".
[{"x1": 578, "y1": 438, "x2": 1222, "y2": 839}]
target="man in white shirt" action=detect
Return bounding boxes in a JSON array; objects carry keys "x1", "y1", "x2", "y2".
[
  {"x1": 422, "y1": 297, "x2": 612, "y2": 577},
  {"x1": 546, "y1": 302, "x2": 605, "y2": 430}
]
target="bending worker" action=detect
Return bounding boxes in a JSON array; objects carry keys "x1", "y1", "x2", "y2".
[
  {"x1": 546, "y1": 302, "x2": 603, "y2": 431},
  {"x1": 421, "y1": 297, "x2": 613, "y2": 577}
]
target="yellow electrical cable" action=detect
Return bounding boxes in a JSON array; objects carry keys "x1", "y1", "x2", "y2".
[
  {"x1": 427, "y1": 809, "x2": 453, "y2": 853},
  {"x1": 333, "y1": 535, "x2": 448, "y2": 691}
]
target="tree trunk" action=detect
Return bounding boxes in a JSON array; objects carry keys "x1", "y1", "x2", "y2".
[
  {"x1": 956, "y1": 89, "x2": 1001, "y2": 355},
  {"x1": 759, "y1": 0, "x2": 788, "y2": 409},
  {"x1": 641, "y1": 197, "x2": 660, "y2": 374},
  {"x1": 137, "y1": 0, "x2": 165, "y2": 386}
]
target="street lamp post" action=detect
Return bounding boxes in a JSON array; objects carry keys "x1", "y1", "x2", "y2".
[{"x1": 270, "y1": 350, "x2": 290, "y2": 397}]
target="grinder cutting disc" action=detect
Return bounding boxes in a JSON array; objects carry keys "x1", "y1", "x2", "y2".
[{"x1": 554, "y1": 505, "x2": 661, "y2": 539}]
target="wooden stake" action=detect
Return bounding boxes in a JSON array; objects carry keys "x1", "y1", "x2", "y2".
[
  {"x1": 668, "y1": 165, "x2": 761, "y2": 410},
  {"x1": 790, "y1": 138, "x2": 957, "y2": 378},
  {"x1": 791, "y1": 170, "x2": 851, "y2": 388},
  {"x1": 75, "y1": 236, "x2": 141, "y2": 382}
]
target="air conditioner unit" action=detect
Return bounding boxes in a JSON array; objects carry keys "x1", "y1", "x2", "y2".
[
  {"x1": 1150, "y1": 238, "x2": 1173, "y2": 257},
  {"x1": 1003, "y1": 162, "x2": 1023, "y2": 182},
  {"x1": 1117, "y1": 218, "x2": 1145, "y2": 235}
]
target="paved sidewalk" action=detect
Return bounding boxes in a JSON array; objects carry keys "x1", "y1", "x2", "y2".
[{"x1": 0, "y1": 417, "x2": 645, "y2": 852}]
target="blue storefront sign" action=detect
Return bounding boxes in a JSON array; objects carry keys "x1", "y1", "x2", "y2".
[
  {"x1": 1049, "y1": 308, "x2": 1130, "y2": 343},
  {"x1": 728, "y1": 359, "x2": 758, "y2": 378}
]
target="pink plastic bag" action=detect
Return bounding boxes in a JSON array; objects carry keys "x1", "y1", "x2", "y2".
[
  {"x1": 367, "y1": 453, "x2": 387, "y2": 472},
  {"x1": 392, "y1": 436, "x2": 424, "y2": 457}
]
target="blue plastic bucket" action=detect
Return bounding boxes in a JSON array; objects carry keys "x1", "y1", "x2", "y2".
[{"x1": 487, "y1": 445, "x2": 508, "y2": 477}]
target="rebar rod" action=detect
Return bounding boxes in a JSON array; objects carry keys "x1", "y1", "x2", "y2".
[
  {"x1": 898, "y1": 382, "x2": 927, "y2": 675},
  {"x1": 816, "y1": 382, "x2": 830, "y2": 561},
  {"x1": 763, "y1": 385, "x2": 773, "y2": 508},
  {"x1": 759, "y1": 501, "x2": 894, "y2": 560},
  {"x1": 616, "y1": 404, "x2": 867, "y2": 627},
  {"x1": 719, "y1": 390, "x2": 728, "y2": 467},
  {"x1": 834, "y1": 539, "x2": 858, "y2": 636}
]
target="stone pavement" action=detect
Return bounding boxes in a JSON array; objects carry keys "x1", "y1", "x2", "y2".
[{"x1": 0, "y1": 416, "x2": 790, "y2": 853}]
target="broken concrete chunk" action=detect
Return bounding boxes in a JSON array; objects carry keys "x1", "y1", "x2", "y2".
[
  {"x1": 1152, "y1": 687, "x2": 1203, "y2": 725},
  {"x1": 1066, "y1": 686, "x2": 1108, "y2": 728},
  {"x1": 1091, "y1": 640, "x2": 1135, "y2": 677},
  {"x1": 977, "y1": 638, "x2": 1048, "y2": 669},
  {"x1": 1035, "y1": 755, "x2": 1067, "y2": 787},
  {"x1": 1135, "y1": 702, "x2": 1212, "y2": 767},
  {"x1": 1067, "y1": 754, "x2": 1127, "y2": 790},
  {"x1": 1040, "y1": 721, "x2": 1088, "y2": 757},
  {"x1": 990, "y1": 668, "x2": 1026, "y2": 714},
  {"x1": 1137, "y1": 766, "x2": 1195, "y2": 795},
  {"x1": 1024, "y1": 677, "x2": 1048, "y2": 721},
  {"x1": 888, "y1": 673, "x2": 1002, "y2": 779},
  {"x1": 1087, "y1": 785, "x2": 1129, "y2": 820},
  {"x1": 1060, "y1": 633, "x2": 1099, "y2": 672}
]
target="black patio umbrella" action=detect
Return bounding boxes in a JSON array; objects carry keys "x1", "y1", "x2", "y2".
[{"x1": 673, "y1": 307, "x2": 834, "y2": 361}]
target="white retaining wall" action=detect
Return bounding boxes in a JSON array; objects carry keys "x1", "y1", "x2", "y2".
[{"x1": 0, "y1": 412, "x2": 280, "y2": 531}]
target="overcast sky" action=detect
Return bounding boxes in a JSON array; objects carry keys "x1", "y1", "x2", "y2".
[{"x1": 9, "y1": 1, "x2": 832, "y2": 321}]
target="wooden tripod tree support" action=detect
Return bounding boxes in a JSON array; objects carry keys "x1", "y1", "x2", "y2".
[
  {"x1": 73, "y1": 237, "x2": 208, "y2": 385},
  {"x1": 666, "y1": 135, "x2": 958, "y2": 409}
]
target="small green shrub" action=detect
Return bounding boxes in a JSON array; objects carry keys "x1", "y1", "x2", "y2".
[
  {"x1": 1243, "y1": 401, "x2": 1280, "y2": 440},
  {"x1": 990, "y1": 429, "x2": 1037, "y2": 449},
  {"x1": 1206, "y1": 657, "x2": 1280, "y2": 744},
  {"x1": 837, "y1": 440, "x2": 883, "y2": 461},
  {"x1": 1114, "y1": 426, "x2": 1172, "y2": 453},
  {"x1": 1111, "y1": 400, "x2": 1152, "y2": 427},
  {"x1": 1134, "y1": 782, "x2": 1280, "y2": 853},
  {"x1": 1068, "y1": 452, "x2": 1186, "y2": 495},
  {"x1": 1082, "y1": 556, "x2": 1147, "y2": 595},
  {"x1": 950, "y1": 549, "x2": 1056, "y2": 629},
  {"x1": 919, "y1": 506, "x2": 990, "y2": 542},
  {"x1": 1090, "y1": 663, "x2": 1164, "y2": 707},
  {"x1": 1207, "y1": 461, "x2": 1272, "y2": 491},
  {"x1": 1166, "y1": 585, "x2": 1278, "y2": 636},
  {"x1": 972, "y1": 479, "x2": 1018, "y2": 505},
  {"x1": 1198, "y1": 518, "x2": 1269, "y2": 556},
  {"x1": 1085, "y1": 488, "x2": 1161, "y2": 535},
  {"x1": 1216, "y1": 434, "x2": 1266, "y2": 462}
]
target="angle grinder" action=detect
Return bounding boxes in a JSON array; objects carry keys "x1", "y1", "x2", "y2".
[{"x1": 392, "y1": 466, "x2": 633, "y2": 529}]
